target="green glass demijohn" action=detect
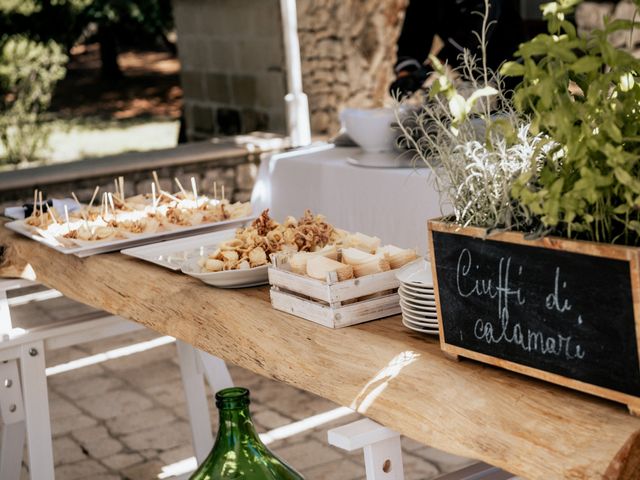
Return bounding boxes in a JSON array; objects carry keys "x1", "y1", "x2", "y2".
[{"x1": 190, "y1": 387, "x2": 305, "y2": 480}]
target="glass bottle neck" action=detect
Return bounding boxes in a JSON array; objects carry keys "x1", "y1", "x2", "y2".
[{"x1": 216, "y1": 405, "x2": 261, "y2": 446}]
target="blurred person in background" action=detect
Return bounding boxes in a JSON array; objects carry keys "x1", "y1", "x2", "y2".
[{"x1": 390, "y1": 0, "x2": 525, "y2": 98}]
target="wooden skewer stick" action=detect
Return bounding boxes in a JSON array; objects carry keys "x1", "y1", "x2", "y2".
[
  {"x1": 64, "y1": 205, "x2": 71, "y2": 234},
  {"x1": 45, "y1": 203, "x2": 59, "y2": 225},
  {"x1": 174, "y1": 177, "x2": 187, "y2": 198},
  {"x1": 221, "y1": 185, "x2": 225, "y2": 201},
  {"x1": 71, "y1": 192, "x2": 87, "y2": 221},
  {"x1": 88, "y1": 186, "x2": 100, "y2": 211},
  {"x1": 33, "y1": 189, "x2": 38, "y2": 216},
  {"x1": 160, "y1": 190, "x2": 181, "y2": 203},
  {"x1": 119, "y1": 177, "x2": 125, "y2": 202},
  {"x1": 152, "y1": 170, "x2": 161, "y2": 191},
  {"x1": 151, "y1": 182, "x2": 157, "y2": 212},
  {"x1": 38, "y1": 192, "x2": 44, "y2": 225},
  {"x1": 114, "y1": 179, "x2": 120, "y2": 201},
  {"x1": 191, "y1": 177, "x2": 199, "y2": 207},
  {"x1": 107, "y1": 192, "x2": 116, "y2": 215},
  {"x1": 214, "y1": 182, "x2": 217, "y2": 200}
]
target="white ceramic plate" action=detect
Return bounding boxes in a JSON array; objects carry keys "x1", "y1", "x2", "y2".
[
  {"x1": 402, "y1": 317, "x2": 439, "y2": 334},
  {"x1": 400, "y1": 299, "x2": 437, "y2": 314},
  {"x1": 399, "y1": 285, "x2": 435, "y2": 299},
  {"x1": 402, "y1": 309, "x2": 439, "y2": 323},
  {"x1": 395, "y1": 258, "x2": 433, "y2": 287},
  {"x1": 399, "y1": 290, "x2": 437, "y2": 307},
  {"x1": 181, "y1": 257, "x2": 269, "y2": 288}
]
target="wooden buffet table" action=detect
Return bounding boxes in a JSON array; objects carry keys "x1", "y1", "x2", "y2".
[{"x1": 1, "y1": 224, "x2": 639, "y2": 480}]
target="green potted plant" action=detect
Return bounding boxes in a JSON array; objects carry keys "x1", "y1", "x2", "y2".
[{"x1": 398, "y1": 0, "x2": 640, "y2": 413}]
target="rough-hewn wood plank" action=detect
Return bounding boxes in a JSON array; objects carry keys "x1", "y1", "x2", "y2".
[{"x1": 2, "y1": 223, "x2": 640, "y2": 479}]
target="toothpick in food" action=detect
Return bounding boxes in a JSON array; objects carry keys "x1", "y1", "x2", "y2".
[
  {"x1": 191, "y1": 177, "x2": 199, "y2": 207},
  {"x1": 174, "y1": 177, "x2": 187, "y2": 198}
]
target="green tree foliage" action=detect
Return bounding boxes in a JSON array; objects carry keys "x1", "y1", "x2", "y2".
[
  {"x1": 0, "y1": 37, "x2": 67, "y2": 165},
  {"x1": 502, "y1": 0, "x2": 640, "y2": 245}
]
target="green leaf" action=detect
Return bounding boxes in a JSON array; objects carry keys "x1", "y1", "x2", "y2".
[
  {"x1": 500, "y1": 62, "x2": 525, "y2": 77},
  {"x1": 570, "y1": 56, "x2": 602, "y2": 74}
]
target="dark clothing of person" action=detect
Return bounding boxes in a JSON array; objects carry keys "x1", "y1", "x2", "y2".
[{"x1": 394, "y1": 0, "x2": 524, "y2": 87}]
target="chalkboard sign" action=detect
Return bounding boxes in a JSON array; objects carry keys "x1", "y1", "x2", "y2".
[{"x1": 430, "y1": 227, "x2": 640, "y2": 398}]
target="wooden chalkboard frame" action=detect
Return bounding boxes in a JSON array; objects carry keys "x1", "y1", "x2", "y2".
[{"x1": 427, "y1": 218, "x2": 640, "y2": 414}]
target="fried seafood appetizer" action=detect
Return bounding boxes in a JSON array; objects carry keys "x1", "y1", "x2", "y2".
[{"x1": 198, "y1": 209, "x2": 344, "y2": 272}]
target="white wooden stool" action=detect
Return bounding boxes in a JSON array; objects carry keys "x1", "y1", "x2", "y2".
[{"x1": 0, "y1": 279, "x2": 232, "y2": 479}]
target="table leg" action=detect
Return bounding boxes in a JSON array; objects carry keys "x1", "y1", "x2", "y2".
[
  {"x1": 19, "y1": 340, "x2": 54, "y2": 480},
  {"x1": 0, "y1": 359, "x2": 26, "y2": 480},
  {"x1": 176, "y1": 340, "x2": 215, "y2": 464},
  {"x1": 328, "y1": 418, "x2": 405, "y2": 480}
]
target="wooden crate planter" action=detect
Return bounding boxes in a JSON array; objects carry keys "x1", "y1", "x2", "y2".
[
  {"x1": 428, "y1": 219, "x2": 640, "y2": 414},
  {"x1": 268, "y1": 254, "x2": 401, "y2": 328}
]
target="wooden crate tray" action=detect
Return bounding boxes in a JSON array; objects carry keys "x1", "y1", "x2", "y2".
[{"x1": 268, "y1": 252, "x2": 402, "y2": 328}]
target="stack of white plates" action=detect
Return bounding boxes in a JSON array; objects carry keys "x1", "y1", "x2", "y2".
[{"x1": 395, "y1": 259, "x2": 439, "y2": 335}]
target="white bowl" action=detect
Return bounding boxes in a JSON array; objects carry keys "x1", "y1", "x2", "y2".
[{"x1": 341, "y1": 108, "x2": 398, "y2": 153}]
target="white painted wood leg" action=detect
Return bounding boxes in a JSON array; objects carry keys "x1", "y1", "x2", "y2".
[
  {"x1": 19, "y1": 341, "x2": 54, "y2": 480},
  {"x1": 0, "y1": 360, "x2": 26, "y2": 480},
  {"x1": 328, "y1": 418, "x2": 405, "y2": 480},
  {"x1": 176, "y1": 340, "x2": 214, "y2": 464},
  {"x1": 197, "y1": 349, "x2": 233, "y2": 393}
]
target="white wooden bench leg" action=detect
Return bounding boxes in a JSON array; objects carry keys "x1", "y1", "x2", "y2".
[
  {"x1": 0, "y1": 359, "x2": 26, "y2": 480},
  {"x1": 328, "y1": 418, "x2": 405, "y2": 480},
  {"x1": 176, "y1": 340, "x2": 215, "y2": 464},
  {"x1": 20, "y1": 340, "x2": 54, "y2": 480},
  {"x1": 197, "y1": 349, "x2": 233, "y2": 393}
]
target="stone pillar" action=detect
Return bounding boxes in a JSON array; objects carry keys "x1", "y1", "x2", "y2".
[{"x1": 297, "y1": 0, "x2": 407, "y2": 135}]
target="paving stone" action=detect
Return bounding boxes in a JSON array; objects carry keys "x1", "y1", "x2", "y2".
[
  {"x1": 53, "y1": 436, "x2": 86, "y2": 466},
  {"x1": 302, "y1": 457, "x2": 364, "y2": 480},
  {"x1": 55, "y1": 459, "x2": 107, "y2": 480},
  {"x1": 417, "y1": 447, "x2": 475, "y2": 472},
  {"x1": 44, "y1": 346, "x2": 88, "y2": 368},
  {"x1": 116, "y1": 359, "x2": 182, "y2": 389},
  {"x1": 51, "y1": 413, "x2": 98, "y2": 437},
  {"x1": 121, "y1": 421, "x2": 192, "y2": 452},
  {"x1": 402, "y1": 453, "x2": 441, "y2": 480},
  {"x1": 272, "y1": 438, "x2": 343, "y2": 471},
  {"x1": 61, "y1": 375, "x2": 125, "y2": 400},
  {"x1": 49, "y1": 393, "x2": 82, "y2": 419},
  {"x1": 76, "y1": 389, "x2": 153, "y2": 420},
  {"x1": 103, "y1": 344, "x2": 176, "y2": 371},
  {"x1": 106, "y1": 407, "x2": 177, "y2": 435},
  {"x1": 48, "y1": 364, "x2": 108, "y2": 387},
  {"x1": 252, "y1": 409, "x2": 294, "y2": 430},
  {"x1": 102, "y1": 452, "x2": 145, "y2": 470},
  {"x1": 144, "y1": 378, "x2": 187, "y2": 407},
  {"x1": 81, "y1": 436, "x2": 124, "y2": 459},
  {"x1": 158, "y1": 443, "x2": 195, "y2": 464},
  {"x1": 71, "y1": 424, "x2": 110, "y2": 444},
  {"x1": 122, "y1": 459, "x2": 166, "y2": 480}
]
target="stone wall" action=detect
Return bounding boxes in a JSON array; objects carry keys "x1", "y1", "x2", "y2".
[
  {"x1": 172, "y1": 1, "x2": 634, "y2": 140},
  {"x1": 173, "y1": 0, "x2": 408, "y2": 138},
  {"x1": 0, "y1": 146, "x2": 260, "y2": 212},
  {"x1": 173, "y1": 0, "x2": 288, "y2": 139}
]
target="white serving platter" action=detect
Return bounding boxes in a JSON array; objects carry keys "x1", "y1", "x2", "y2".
[
  {"x1": 121, "y1": 229, "x2": 239, "y2": 270},
  {"x1": 5, "y1": 215, "x2": 254, "y2": 258}
]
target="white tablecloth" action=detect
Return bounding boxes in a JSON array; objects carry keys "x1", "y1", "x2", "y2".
[{"x1": 252, "y1": 144, "x2": 444, "y2": 254}]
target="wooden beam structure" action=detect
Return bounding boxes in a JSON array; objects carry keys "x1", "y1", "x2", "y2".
[{"x1": 2, "y1": 223, "x2": 640, "y2": 480}]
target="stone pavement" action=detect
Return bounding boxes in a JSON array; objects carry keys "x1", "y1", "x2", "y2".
[{"x1": 8, "y1": 289, "x2": 475, "y2": 480}]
